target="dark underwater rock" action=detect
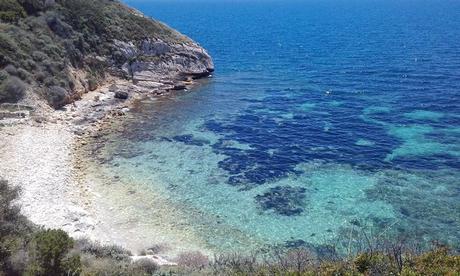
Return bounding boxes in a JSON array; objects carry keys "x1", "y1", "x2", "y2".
[
  {"x1": 172, "y1": 134, "x2": 210, "y2": 146},
  {"x1": 285, "y1": 239, "x2": 307, "y2": 248},
  {"x1": 255, "y1": 186, "x2": 307, "y2": 216}
]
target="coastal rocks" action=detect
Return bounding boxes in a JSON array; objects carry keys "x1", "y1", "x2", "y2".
[
  {"x1": 46, "y1": 86, "x2": 72, "y2": 109},
  {"x1": 171, "y1": 83, "x2": 187, "y2": 91},
  {"x1": 255, "y1": 186, "x2": 307, "y2": 216},
  {"x1": 131, "y1": 255, "x2": 177, "y2": 266},
  {"x1": 140, "y1": 40, "x2": 171, "y2": 56},
  {"x1": 114, "y1": 38, "x2": 214, "y2": 84},
  {"x1": 62, "y1": 206, "x2": 97, "y2": 235},
  {"x1": 115, "y1": 91, "x2": 129, "y2": 100},
  {"x1": 0, "y1": 103, "x2": 34, "y2": 125}
]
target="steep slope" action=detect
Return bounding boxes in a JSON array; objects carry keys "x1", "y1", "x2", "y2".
[{"x1": 0, "y1": 0, "x2": 213, "y2": 109}]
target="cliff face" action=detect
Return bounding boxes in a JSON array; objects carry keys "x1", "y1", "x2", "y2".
[
  {"x1": 115, "y1": 39, "x2": 214, "y2": 83},
  {"x1": 0, "y1": 0, "x2": 213, "y2": 109}
]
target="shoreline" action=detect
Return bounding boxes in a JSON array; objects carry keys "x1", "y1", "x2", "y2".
[{"x1": 0, "y1": 76, "x2": 212, "y2": 263}]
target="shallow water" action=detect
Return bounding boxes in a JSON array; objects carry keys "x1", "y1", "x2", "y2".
[{"x1": 96, "y1": 0, "x2": 460, "y2": 254}]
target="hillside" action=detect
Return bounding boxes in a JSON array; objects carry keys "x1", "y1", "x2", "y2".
[{"x1": 0, "y1": 0, "x2": 214, "y2": 109}]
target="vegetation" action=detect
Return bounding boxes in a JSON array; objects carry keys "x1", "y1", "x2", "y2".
[
  {"x1": 0, "y1": 75, "x2": 26, "y2": 103},
  {"x1": 0, "y1": 0, "x2": 187, "y2": 108},
  {"x1": 0, "y1": 179, "x2": 34, "y2": 275},
  {"x1": 0, "y1": 179, "x2": 158, "y2": 275},
  {"x1": 0, "y1": 0, "x2": 25, "y2": 22},
  {"x1": 24, "y1": 229, "x2": 81, "y2": 275},
  {"x1": 1, "y1": 178, "x2": 459, "y2": 275}
]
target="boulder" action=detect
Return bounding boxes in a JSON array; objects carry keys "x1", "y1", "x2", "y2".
[
  {"x1": 171, "y1": 83, "x2": 186, "y2": 91},
  {"x1": 115, "y1": 91, "x2": 129, "y2": 100}
]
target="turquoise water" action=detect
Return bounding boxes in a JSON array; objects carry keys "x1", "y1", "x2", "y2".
[{"x1": 99, "y1": 0, "x2": 460, "y2": 254}]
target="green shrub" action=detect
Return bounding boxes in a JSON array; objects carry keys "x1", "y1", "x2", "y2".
[
  {"x1": 87, "y1": 76, "x2": 98, "y2": 91},
  {"x1": 4, "y1": 64, "x2": 17, "y2": 75},
  {"x1": 63, "y1": 39, "x2": 83, "y2": 67},
  {"x1": 0, "y1": 32, "x2": 19, "y2": 66},
  {"x1": 31, "y1": 51, "x2": 48, "y2": 62},
  {"x1": 0, "y1": 76, "x2": 26, "y2": 103},
  {"x1": 0, "y1": 179, "x2": 22, "y2": 257},
  {"x1": 43, "y1": 76, "x2": 57, "y2": 87},
  {"x1": 80, "y1": 256, "x2": 129, "y2": 275},
  {"x1": 0, "y1": 180, "x2": 34, "y2": 274},
  {"x1": 354, "y1": 253, "x2": 374, "y2": 273},
  {"x1": 131, "y1": 258, "x2": 159, "y2": 275},
  {"x1": 17, "y1": 67, "x2": 31, "y2": 81},
  {"x1": 44, "y1": 85, "x2": 69, "y2": 108},
  {"x1": 175, "y1": 251, "x2": 209, "y2": 270},
  {"x1": 354, "y1": 252, "x2": 399, "y2": 275},
  {"x1": 0, "y1": 70, "x2": 8, "y2": 82},
  {"x1": 34, "y1": 71, "x2": 46, "y2": 83},
  {"x1": 403, "y1": 245, "x2": 460, "y2": 276},
  {"x1": 75, "y1": 239, "x2": 132, "y2": 261},
  {"x1": 46, "y1": 14, "x2": 73, "y2": 38},
  {"x1": 17, "y1": 0, "x2": 47, "y2": 15},
  {"x1": 0, "y1": 0, "x2": 26, "y2": 22},
  {"x1": 26, "y1": 229, "x2": 81, "y2": 276},
  {"x1": 22, "y1": 58, "x2": 36, "y2": 70}
]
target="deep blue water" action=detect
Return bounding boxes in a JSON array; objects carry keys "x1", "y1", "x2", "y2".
[{"x1": 105, "y1": 0, "x2": 460, "y2": 253}]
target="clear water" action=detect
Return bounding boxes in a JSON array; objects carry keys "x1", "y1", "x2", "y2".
[{"x1": 94, "y1": 0, "x2": 460, "y2": 254}]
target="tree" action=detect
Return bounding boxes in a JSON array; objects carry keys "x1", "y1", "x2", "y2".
[{"x1": 26, "y1": 229, "x2": 81, "y2": 276}]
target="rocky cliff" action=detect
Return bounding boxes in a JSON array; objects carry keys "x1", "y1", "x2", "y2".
[{"x1": 0, "y1": 0, "x2": 213, "y2": 110}]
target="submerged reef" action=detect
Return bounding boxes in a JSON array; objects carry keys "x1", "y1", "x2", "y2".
[
  {"x1": 255, "y1": 186, "x2": 307, "y2": 216},
  {"x1": 364, "y1": 170, "x2": 460, "y2": 249}
]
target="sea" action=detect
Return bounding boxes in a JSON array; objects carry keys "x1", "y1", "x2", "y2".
[{"x1": 91, "y1": 0, "x2": 460, "y2": 255}]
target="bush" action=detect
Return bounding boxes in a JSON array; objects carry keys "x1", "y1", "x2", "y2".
[
  {"x1": 46, "y1": 14, "x2": 73, "y2": 38},
  {"x1": 17, "y1": 0, "x2": 48, "y2": 15},
  {"x1": 45, "y1": 85, "x2": 69, "y2": 108},
  {"x1": 0, "y1": 33, "x2": 19, "y2": 66},
  {"x1": 353, "y1": 252, "x2": 397, "y2": 274},
  {"x1": 75, "y1": 239, "x2": 132, "y2": 261},
  {"x1": 175, "y1": 251, "x2": 209, "y2": 270},
  {"x1": 87, "y1": 76, "x2": 98, "y2": 91},
  {"x1": 34, "y1": 71, "x2": 46, "y2": 83},
  {"x1": 0, "y1": 70, "x2": 8, "y2": 83},
  {"x1": 80, "y1": 256, "x2": 130, "y2": 276},
  {"x1": 26, "y1": 229, "x2": 81, "y2": 276},
  {"x1": 131, "y1": 258, "x2": 159, "y2": 275},
  {"x1": 0, "y1": 0, "x2": 26, "y2": 22},
  {"x1": 22, "y1": 58, "x2": 37, "y2": 71},
  {"x1": 17, "y1": 68, "x2": 31, "y2": 82},
  {"x1": 403, "y1": 245, "x2": 460, "y2": 275},
  {"x1": 0, "y1": 180, "x2": 34, "y2": 274},
  {"x1": 0, "y1": 180, "x2": 22, "y2": 269},
  {"x1": 4, "y1": 64, "x2": 17, "y2": 75},
  {"x1": 31, "y1": 51, "x2": 48, "y2": 62},
  {"x1": 0, "y1": 76, "x2": 26, "y2": 103}
]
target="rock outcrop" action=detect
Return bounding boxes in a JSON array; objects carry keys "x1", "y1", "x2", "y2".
[
  {"x1": 0, "y1": 0, "x2": 214, "y2": 110},
  {"x1": 115, "y1": 39, "x2": 214, "y2": 84}
]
